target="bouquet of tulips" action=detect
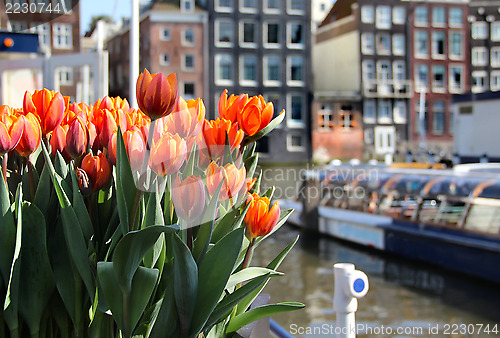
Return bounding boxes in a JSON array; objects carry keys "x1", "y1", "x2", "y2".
[{"x1": 0, "y1": 69, "x2": 303, "y2": 338}]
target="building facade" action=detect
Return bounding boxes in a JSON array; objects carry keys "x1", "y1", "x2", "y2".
[{"x1": 107, "y1": 0, "x2": 208, "y2": 101}]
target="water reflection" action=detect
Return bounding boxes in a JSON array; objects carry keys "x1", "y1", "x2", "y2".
[{"x1": 252, "y1": 224, "x2": 500, "y2": 337}]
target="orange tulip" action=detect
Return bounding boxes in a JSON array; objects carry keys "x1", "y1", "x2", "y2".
[
  {"x1": 218, "y1": 89, "x2": 249, "y2": 123},
  {"x1": 50, "y1": 124, "x2": 68, "y2": 159},
  {"x1": 23, "y1": 89, "x2": 65, "y2": 134},
  {"x1": 0, "y1": 109, "x2": 23, "y2": 154},
  {"x1": 237, "y1": 95, "x2": 274, "y2": 136},
  {"x1": 136, "y1": 69, "x2": 177, "y2": 120},
  {"x1": 244, "y1": 193, "x2": 280, "y2": 240},
  {"x1": 164, "y1": 97, "x2": 205, "y2": 139},
  {"x1": 15, "y1": 113, "x2": 42, "y2": 157},
  {"x1": 149, "y1": 132, "x2": 187, "y2": 176},
  {"x1": 98, "y1": 109, "x2": 118, "y2": 149},
  {"x1": 201, "y1": 118, "x2": 244, "y2": 162},
  {"x1": 123, "y1": 128, "x2": 146, "y2": 172},
  {"x1": 206, "y1": 162, "x2": 246, "y2": 201},
  {"x1": 66, "y1": 116, "x2": 88, "y2": 160},
  {"x1": 171, "y1": 175, "x2": 205, "y2": 222},
  {"x1": 81, "y1": 153, "x2": 112, "y2": 192},
  {"x1": 245, "y1": 177, "x2": 258, "y2": 194}
]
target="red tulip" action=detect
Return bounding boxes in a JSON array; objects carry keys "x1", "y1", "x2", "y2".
[
  {"x1": 136, "y1": 69, "x2": 178, "y2": 120},
  {"x1": 218, "y1": 89, "x2": 249, "y2": 123},
  {"x1": 0, "y1": 108, "x2": 23, "y2": 154},
  {"x1": 23, "y1": 89, "x2": 65, "y2": 134},
  {"x1": 237, "y1": 95, "x2": 275, "y2": 136},
  {"x1": 148, "y1": 132, "x2": 187, "y2": 176},
  {"x1": 244, "y1": 193, "x2": 280, "y2": 240},
  {"x1": 98, "y1": 109, "x2": 118, "y2": 149},
  {"x1": 206, "y1": 162, "x2": 246, "y2": 201},
  {"x1": 201, "y1": 118, "x2": 244, "y2": 162},
  {"x1": 15, "y1": 113, "x2": 42, "y2": 157},
  {"x1": 171, "y1": 175, "x2": 205, "y2": 221},
  {"x1": 66, "y1": 116, "x2": 88, "y2": 160},
  {"x1": 123, "y1": 128, "x2": 146, "y2": 172},
  {"x1": 245, "y1": 177, "x2": 258, "y2": 194},
  {"x1": 164, "y1": 97, "x2": 205, "y2": 139},
  {"x1": 50, "y1": 124, "x2": 68, "y2": 158},
  {"x1": 81, "y1": 153, "x2": 112, "y2": 192}
]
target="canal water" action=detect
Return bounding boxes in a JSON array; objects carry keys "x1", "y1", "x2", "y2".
[{"x1": 252, "y1": 223, "x2": 500, "y2": 337}]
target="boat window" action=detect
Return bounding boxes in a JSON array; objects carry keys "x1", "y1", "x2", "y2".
[
  {"x1": 477, "y1": 181, "x2": 500, "y2": 199},
  {"x1": 464, "y1": 205, "x2": 500, "y2": 235},
  {"x1": 428, "y1": 177, "x2": 484, "y2": 197}
]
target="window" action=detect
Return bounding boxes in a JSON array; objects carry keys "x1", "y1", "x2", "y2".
[
  {"x1": 216, "y1": 20, "x2": 234, "y2": 46},
  {"x1": 492, "y1": 47, "x2": 500, "y2": 67},
  {"x1": 183, "y1": 82, "x2": 195, "y2": 100},
  {"x1": 56, "y1": 67, "x2": 73, "y2": 86},
  {"x1": 265, "y1": 0, "x2": 279, "y2": 13},
  {"x1": 363, "y1": 100, "x2": 376, "y2": 123},
  {"x1": 392, "y1": 34, "x2": 405, "y2": 56},
  {"x1": 183, "y1": 54, "x2": 195, "y2": 71},
  {"x1": 378, "y1": 100, "x2": 392, "y2": 123},
  {"x1": 376, "y1": 6, "x2": 391, "y2": 29},
  {"x1": 432, "y1": 7, "x2": 445, "y2": 27},
  {"x1": 288, "y1": 0, "x2": 305, "y2": 14},
  {"x1": 431, "y1": 31, "x2": 445, "y2": 59},
  {"x1": 53, "y1": 23, "x2": 72, "y2": 49},
  {"x1": 241, "y1": 22, "x2": 256, "y2": 46},
  {"x1": 215, "y1": 54, "x2": 233, "y2": 84},
  {"x1": 289, "y1": 94, "x2": 304, "y2": 126},
  {"x1": 10, "y1": 21, "x2": 28, "y2": 32},
  {"x1": 361, "y1": 33, "x2": 374, "y2": 55},
  {"x1": 394, "y1": 100, "x2": 406, "y2": 124},
  {"x1": 288, "y1": 56, "x2": 304, "y2": 85},
  {"x1": 240, "y1": 0, "x2": 257, "y2": 12},
  {"x1": 240, "y1": 55, "x2": 257, "y2": 85},
  {"x1": 376, "y1": 60, "x2": 391, "y2": 82},
  {"x1": 181, "y1": 0, "x2": 194, "y2": 12},
  {"x1": 491, "y1": 71, "x2": 500, "y2": 91},
  {"x1": 264, "y1": 55, "x2": 281, "y2": 85},
  {"x1": 340, "y1": 112, "x2": 354, "y2": 129},
  {"x1": 472, "y1": 22, "x2": 488, "y2": 39},
  {"x1": 415, "y1": 30, "x2": 428, "y2": 58},
  {"x1": 449, "y1": 64, "x2": 463, "y2": 92},
  {"x1": 361, "y1": 5, "x2": 374, "y2": 24},
  {"x1": 432, "y1": 65, "x2": 445, "y2": 92},
  {"x1": 472, "y1": 47, "x2": 488, "y2": 66},
  {"x1": 375, "y1": 126, "x2": 395, "y2": 154},
  {"x1": 51, "y1": 0, "x2": 72, "y2": 13},
  {"x1": 160, "y1": 53, "x2": 170, "y2": 66},
  {"x1": 287, "y1": 134, "x2": 305, "y2": 152},
  {"x1": 376, "y1": 33, "x2": 390, "y2": 55},
  {"x1": 472, "y1": 71, "x2": 487, "y2": 93},
  {"x1": 432, "y1": 101, "x2": 445, "y2": 134},
  {"x1": 319, "y1": 104, "x2": 334, "y2": 130},
  {"x1": 416, "y1": 64, "x2": 428, "y2": 90},
  {"x1": 415, "y1": 6, "x2": 428, "y2": 26},
  {"x1": 492, "y1": 22, "x2": 500, "y2": 41},
  {"x1": 160, "y1": 27, "x2": 171, "y2": 41},
  {"x1": 362, "y1": 60, "x2": 375, "y2": 83},
  {"x1": 30, "y1": 23, "x2": 50, "y2": 47},
  {"x1": 183, "y1": 29, "x2": 195, "y2": 46},
  {"x1": 449, "y1": 8, "x2": 463, "y2": 27},
  {"x1": 364, "y1": 128, "x2": 374, "y2": 144},
  {"x1": 449, "y1": 31, "x2": 463, "y2": 59},
  {"x1": 393, "y1": 61, "x2": 406, "y2": 81},
  {"x1": 288, "y1": 23, "x2": 304, "y2": 48},
  {"x1": 216, "y1": 0, "x2": 232, "y2": 12},
  {"x1": 265, "y1": 23, "x2": 280, "y2": 46},
  {"x1": 392, "y1": 6, "x2": 405, "y2": 25}
]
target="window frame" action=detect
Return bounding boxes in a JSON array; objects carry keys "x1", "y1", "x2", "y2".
[
  {"x1": 240, "y1": 0, "x2": 257, "y2": 14},
  {"x1": 392, "y1": 6, "x2": 405, "y2": 25},
  {"x1": 448, "y1": 64, "x2": 464, "y2": 93},
  {"x1": 431, "y1": 30, "x2": 445, "y2": 60},
  {"x1": 432, "y1": 7, "x2": 446, "y2": 27},
  {"x1": 287, "y1": 55, "x2": 304, "y2": 86},
  {"x1": 363, "y1": 99, "x2": 376, "y2": 124},
  {"x1": 375, "y1": 5, "x2": 391, "y2": 30},
  {"x1": 264, "y1": 22, "x2": 280, "y2": 48},
  {"x1": 52, "y1": 23, "x2": 73, "y2": 50},
  {"x1": 287, "y1": 134, "x2": 306, "y2": 152},
  {"x1": 287, "y1": 93, "x2": 305, "y2": 128},
  {"x1": 215, "y1": 19, "x2": 234, "y2": 47},
  {"x1": 240, "y1": 21, "x2": 257, "y2": 48},
  {"x1": 472, "y1": 46, "x2": 488, "y2": 66},
  {"x1": 215, "y1": 54, "x2": 234, "y2": 86},
  {"x1": 215, "y1": 0, "x2": 233, "y2": 13},
  {"x1": 448, "y1": 7, "x2": 463, "y2": 28},
  {"x1": 159, "y1": 53, "x2": 170, "y2": 66},
  {"x1": 264, "y1": 0, "x2": 280, "y2": 14},
  {"x1": 361, "y1": 33, "x2": 375, "y2": 55},
  {"x1": 448, "y1": 31, "x2": 463, "y2": 60},
  {"x1": 471, "y1": 70, "x2": 487, "y2": 93},
  {"x1": 287, "y1": 22, "x2": 304, "y2": 49},
  {"x1": 415, "y1": 30, "x2": 429, "y2": 59},
  {"x1": 182, "y1": 28, "x2": 195, "y2": 46},
  {"x1": 472, "y1": 21, "x2": 488, "y2": 40},
  {"x1": 392, "y1": 34, "x2": 405, "y2": 56},
  {"x1": 182, "y1": 54, "x2": 195, "y2": 72},
  {"x1": 491, "y1": 70, "x2": 500, "y2": 91},
  {"x1": 240, "y1": 54, "x2": 258, "y2": 86},
  {"x1": 361, "y1": 5, "x2": 374, "y2": 24},
  {"x1": 263, "y1": 54, "x2": 281, "y2": 87},
  {"x1": 431, "y1": 64, "x2": 446, "y2": 93}
]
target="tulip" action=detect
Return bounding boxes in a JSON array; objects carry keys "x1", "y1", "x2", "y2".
[
  {"x1": 201, "y1": 118, "x2": 244, "y2": 162},
  {"x1": 244, "y1": 193, "x2": 280, "y2": 240},
  {"x1": 98, "y1": 109, "x2": 118, "y2": 149},
  {"x1": 206, "y1": 162, "x2": 246, "y2": 201},
  {"x1": 171, "y1": 175, "x2": 205, "y2": 222},
  {"x1": 23, "y1": 89, "x2": 65, "y2": 135},
  {"x1": 81, "y1": 152, "x2": 112, "y2": 192},
  {"x1": 245, "y1": 177, "x2": 258, "y2": 194},
  {"x1": 123, "y1": 128, "x2": 146, "y2": 172},
  {"x1": 164, "y1": 97, "x2": 205, "y2": 139},
  {"x1": 218, "y1": 89, "x2": 249, "y2": 123},
  {"x1": 149, "y1": 132, "x2": 187, "y2": 176},
  {"x1": 66, "y1": 116, "x2": 88, "y2": 160},
  {"x1": 0, "y1": 111, "x2": 23, "y2": 154},
  {"x1": 238, "y1": 95, "x2": 275, "y2": 136},
  {"x1": 50, "y1": 124, "x2": 68, "y2": 158},
  {"x1": 136, "y1": 69, "x2": 177, "y2": 120},
  {"x1": 15, "y1": 113, "x2": 42, "y2": 157}
]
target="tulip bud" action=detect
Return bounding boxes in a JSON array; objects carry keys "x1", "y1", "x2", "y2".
[
  {"x1": 23, "y1": 89, "x2": 65, "y2": 135},
  {"x1": 15, "y1": 113, "x2": 42, "y2": 157},
  {"x1": 66, "y1": 116, "x2": 88, "y2": 160},
  {"x1": 171, "y1": 175, "x2": 205, "y2": 222},
  {"x1": 244, "y1": 193, "x2": 280, "y2": 240},
  {"x1": 206, "y1": 162, "x2": 246, "y2": 201},
  {"x1": 149, "y1": 132, "x2": 187, "y2": 176},
  {"x1": 237, "y1": 95, "x2": 274, "y2": 136},
  {"x1": 81, "y1": 153, "x2": 112, "y2": 192},
  {"x1": 136, "y1": 69, "x2": 178, "y2": 120}
]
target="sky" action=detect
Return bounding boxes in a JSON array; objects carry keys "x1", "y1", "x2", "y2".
[{"x1": 79, "y1": 0, "x2": 151, "y2": 35}]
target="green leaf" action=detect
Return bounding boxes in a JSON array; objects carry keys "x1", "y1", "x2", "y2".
[
  {"x1": 129, "y1": 267, "x2": 159, "y2": 334},
  {"x1": 241, "y1": 112, "x2": 285, "y2": 147},
  {"x1": 183, "y1": 140, "x2": 197, "y2": 177},
  {"x1": 171, "y1": 234, "x2": 198, "y2": 337},
  {"x1": 226, "y1": 268, "x2": 281, "y2": 290},
  {"x1": 212, "y1": 202, "x2": 251, "y2": 244},
  {"x1": 115, "y1": 168, "x2": 130, "y2": 236},
  {"x1": 0, "y1": 171, "x2": 15, "y2": 287},
  {"x1": 143, "y1": 193, "x2": 166, "y2": 269},
  {"x1": 244, "y1": 154, "x2": 258, "y2": 180},
  {"x1": 189, "y1": 228, "x2": 244, "y2": 336},
  {"x1": 33, "y1": 162, "x2": 51, "y2": 217},
  {"x1": 226, "y1": 302, "x2": 304, "y2": 333},
  {"x1": 113, "y1": 225, "x2": 179, "y2": 293},
  {"x1": 97, "y1": 262, "x2": 124, "y2": 330},
  {"x1": 54, "y1": 150, "x2": 69, "y2": 179},
  {"x1": 70, "y1": 162, "x2": 93, "y2": 242},
  {"x1": 18, "y1": 202, "x2": 55, "y2": 336},
  {"x1": 3, "y1": 184, "x2": 23, "y2": 337},
  {"x1": 262, "y1": 186, "x2": 275, "y2": 200}
]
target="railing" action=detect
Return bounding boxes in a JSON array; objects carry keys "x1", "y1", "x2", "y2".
[{"x1": 363, "y1": 79, "x2": 413, "y2": 98}]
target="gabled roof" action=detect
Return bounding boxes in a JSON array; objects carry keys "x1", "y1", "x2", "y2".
[{"x1": 319, "y1": 0, "x2": 357, "y2": 28}]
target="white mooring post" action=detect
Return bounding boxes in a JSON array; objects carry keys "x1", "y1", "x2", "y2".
[{"x1": 333, "y1": 263, "x2": 369, "y2": 338}]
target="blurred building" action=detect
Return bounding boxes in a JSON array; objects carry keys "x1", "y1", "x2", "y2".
[
  {"x1": 205, "y1": 0, "x2": 313, "y2": 164},
  {"x1": 311, "y1": 0, "x2": 336, "y2": 32},
  {"x1": 107, "y1": 0, "x2": 208, "y2": 100}
]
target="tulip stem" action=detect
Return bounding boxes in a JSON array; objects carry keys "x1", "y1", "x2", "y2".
[
  {"x1": 27, "y1": 158, "x2": 35, "y2": 201},
  {"x1": 139, "y1": 118, "x2": 157, "y2": 189},
  {"x1": 242, "y1": 238, "x2": 256, "y2": 270},
  {"x1": 129, "y1": 188, "x2": 142, "y2": 232},
  {"x1": 2, "y1": 153, "x2": 7, "y2": 184}
]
